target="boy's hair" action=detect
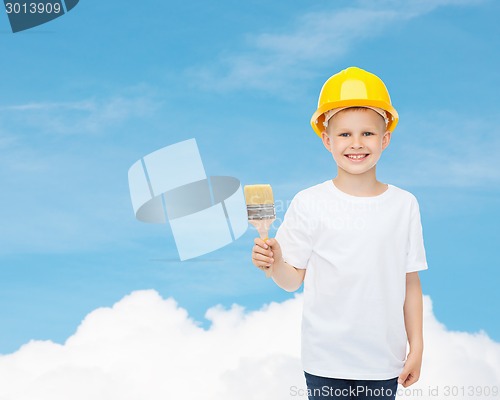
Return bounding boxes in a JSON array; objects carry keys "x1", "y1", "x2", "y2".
[
  {"x1": 323, "y1": 106, "x2": 388, "y2": 129},
  {"x1": 325, "y1": 106, "x2": 388, "y2": 135}
]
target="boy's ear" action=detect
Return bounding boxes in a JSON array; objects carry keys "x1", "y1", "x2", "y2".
[
  {"x1": 321, "y1": 131, "x2": 332, "y2": 152},
  {"x1": 382, "y1": 130, "x2": 392, "y2": 151}
]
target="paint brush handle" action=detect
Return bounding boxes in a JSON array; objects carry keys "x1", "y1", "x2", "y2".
[{"x1": 249, "y1": 219, "x2": 275, "y2": 278}]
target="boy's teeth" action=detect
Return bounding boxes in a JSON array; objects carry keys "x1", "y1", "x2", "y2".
[{"x1": 347, "y1": 154, "x2": 367, "y2": 159}]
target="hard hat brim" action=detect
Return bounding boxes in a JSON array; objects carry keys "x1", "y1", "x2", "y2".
[{"x1": 310, "y1": 99, "x2": 399, "y2": 137}]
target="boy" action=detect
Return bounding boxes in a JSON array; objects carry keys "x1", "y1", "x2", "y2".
[{"x1": 251, "y1": 67, "x2": 427, "y2": 400}]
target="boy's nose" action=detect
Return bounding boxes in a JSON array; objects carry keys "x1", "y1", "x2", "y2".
[{"x1": 350, "y1": 137, "x2": 364, "y2": 148}]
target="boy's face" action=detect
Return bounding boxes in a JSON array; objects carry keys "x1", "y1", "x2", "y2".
[{"x1": 321, "y1": 108, "x2": 391, "y2": 177}]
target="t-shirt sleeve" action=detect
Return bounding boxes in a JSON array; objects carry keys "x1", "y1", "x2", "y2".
[
  {"x1": 275, "y1": 194, "x2": 313, "y2": 269},
  {"x1": 406, "y1": 196, "x2": 428, "y2": 273}
]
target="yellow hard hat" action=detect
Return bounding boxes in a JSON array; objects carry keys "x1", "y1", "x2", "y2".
[{"x1": 310, "y1": 66, "x2": 399, "y2": 137}]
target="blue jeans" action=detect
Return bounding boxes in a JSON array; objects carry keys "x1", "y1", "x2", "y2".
[{"x1": 304, "y1": 371, "x2": 398, "y2": 400}]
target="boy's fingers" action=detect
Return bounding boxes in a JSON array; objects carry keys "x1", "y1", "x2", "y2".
[
  {"x1": 254, "y1": 237, "x2": 269, "y2": 249},
  {"x1": 266, "y1": 238, "x2": 281, "y2": 251},
  {"x1": 252, "y1": 253, "x2": 274, "y2": 264},
  {"x1": 404, "y1": 374, "x2": 418, "y2": 387},
  {"x1": 265, "y1": 238, "x2": 275, "y2": 246},
  {"x1": 398, "y1": 371, "x2": 419, "y2": 387},
  {"x1": 252, "y1": 245, "x2": 273, "y2": 257},
  {"x1": 252, "y1": 237, "x2": 276, "y2": 272}
]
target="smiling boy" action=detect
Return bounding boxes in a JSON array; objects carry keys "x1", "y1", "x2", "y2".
[{"x1": 252, "y1": 67, "x2": 428, "y2": 399}]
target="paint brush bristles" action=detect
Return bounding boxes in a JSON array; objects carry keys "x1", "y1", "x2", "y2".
[
  {"x1": 244, "y1": 184, "x2": 276, "y2": 278},
  {"x1": 244, "y1": 184, "x2": 274, "y2": 206}
]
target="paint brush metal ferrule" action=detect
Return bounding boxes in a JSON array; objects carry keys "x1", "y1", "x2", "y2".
[{"x1": 247, "y1": 204, "x2": 276, "y2": 220}]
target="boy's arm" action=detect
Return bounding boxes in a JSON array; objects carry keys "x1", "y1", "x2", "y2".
[
  {"x1": 252, "y1": 238, "x2": 306, "y2": 292},
  {"x1": 271, "y1": 259, "x2": 306, "y2": 293},
  {"x1": 398, "y1": 271, "x2": 424, "y2": 387}
]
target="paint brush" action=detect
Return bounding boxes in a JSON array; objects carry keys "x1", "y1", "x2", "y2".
[{"x1": 244, "y1": 184, "x2": 276, "y2": 278}]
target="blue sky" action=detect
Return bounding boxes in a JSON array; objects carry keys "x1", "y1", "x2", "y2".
[{"x1": 0, "y1": 0, "x2": 499, "y2": 355}]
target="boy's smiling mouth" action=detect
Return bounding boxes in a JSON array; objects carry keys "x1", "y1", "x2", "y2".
[{"x1": 345, "y1": 153, "x2": 369, "y2": 162}]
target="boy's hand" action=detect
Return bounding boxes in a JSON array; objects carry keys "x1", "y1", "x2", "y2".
[
  {"x1": 251, "y1": 237, "x2": 283, "y2": 275},
  {"x1": 398, "y1": 351, "x2": 422, "y2": 388}
]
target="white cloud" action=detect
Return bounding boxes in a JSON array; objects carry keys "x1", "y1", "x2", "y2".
[
  {"x1": 0, "y1": 290, "x2": 498, "y2": 400},
  {"x1": 187, "y1": 0, "x2": 483, "y2": 94},
  {"x1": 0, "y1": 88, "x2": 161, "y2": 136},
  {"x1": 186, "y1": 8, "x2": 396, "y2": 94}
]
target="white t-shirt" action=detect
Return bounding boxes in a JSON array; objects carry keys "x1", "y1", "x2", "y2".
[{"x1": 275, "y1": 180, "x2": 428, "y2": 380}]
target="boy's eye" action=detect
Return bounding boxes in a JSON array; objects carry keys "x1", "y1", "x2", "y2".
[{"x1": 337, "y1": 132, "x2": 375, "y2": 137}]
